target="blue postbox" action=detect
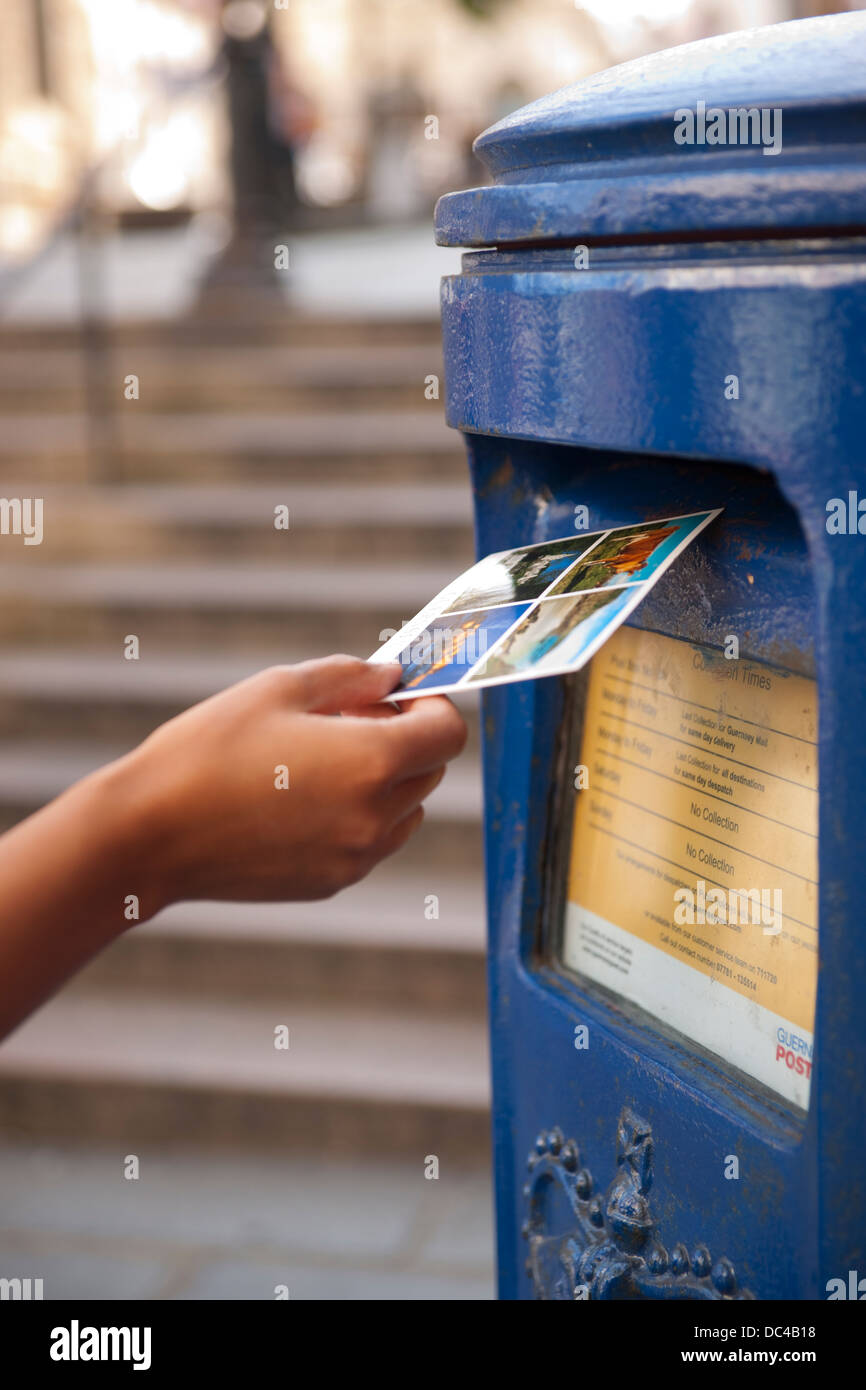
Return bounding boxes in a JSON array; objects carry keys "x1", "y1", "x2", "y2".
[{"x1": 434, "y1": 12, "x2": 866, "y2": 1301}]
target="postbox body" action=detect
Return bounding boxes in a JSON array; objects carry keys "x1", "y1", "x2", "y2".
[{"x1": 435, "y1": 14, "x2": 866, "y2": 1300}]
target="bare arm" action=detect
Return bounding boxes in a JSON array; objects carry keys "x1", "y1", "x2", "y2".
[{"x1": 0, "y1": 655, "x2": 467, "y2": 1040}]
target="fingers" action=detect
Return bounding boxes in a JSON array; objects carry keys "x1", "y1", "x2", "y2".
[
  {"x1": 339, "y1": 698, "x2": 402, "y2": 721},
  {"x1": 377, "y1": 696, "x2": 468, "y2": 779},
  {"x1": 368, "y1": 804, "x2": 426, "y2": 866},
  {"x1": 378, "y1": 765, "x2": 445, "y2": 833},
  {"x1": 281, "y1": 656, "x2": 404, "y2": 714}
]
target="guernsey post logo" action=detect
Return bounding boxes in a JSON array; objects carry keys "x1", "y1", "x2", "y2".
[
  {"x1": 674, "y1": 101, "x2": 782, "y2": 157},
  {"x1": 776, "y1": 1027, "x2": 812, "y2": 1081}
]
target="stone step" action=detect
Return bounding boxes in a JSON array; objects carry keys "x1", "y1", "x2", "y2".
[
  {"x1": 0, "y1": 316, "x2": 443, "y2": 351},
  {"x1": 0, "y1": 990, "x2": 489, "y2": 1104},
  {"x1": 0, "y1": 481, "x2": 474, "y2": 563},
  {"x1": 0, "y1": 558, "x2": 457, "y2": 651},
  {"x1": 0, "y1": 647, "x2": 482, "y2": 754},
  {"x1": 0, "y1": 343, "x2": 445, "y2": 412},
  {"x1": 145, "y1": 876, "x2": 485, "y2": 952},
  {"x1": 0, "y1": 408, "x2": 464, "y2": 484},
  {"x1": 0, "y1": 313, "x2": 487, "y2": 1160},
  {"x1": 72, "y1": 872, "x2": 486, "y2": 1014},
  {"x1": 0, "y1": 987, "x2": 490, "y2": 1158}
]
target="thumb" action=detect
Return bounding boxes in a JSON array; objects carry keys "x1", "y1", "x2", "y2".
[{"x1": 292, "y1": 655, "x2": 403, "y2": 714}]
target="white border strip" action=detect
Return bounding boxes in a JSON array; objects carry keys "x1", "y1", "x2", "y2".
[{"x1": 563, "y1": 902, "x2": 812, "y2": 1109}]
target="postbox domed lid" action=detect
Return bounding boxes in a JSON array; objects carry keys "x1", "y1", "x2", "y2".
[{"x1": 434, "y1": 12, "x2": 866, "y2": 246}]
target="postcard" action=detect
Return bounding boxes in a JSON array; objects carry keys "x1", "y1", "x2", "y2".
[{"x1": 370, "y1": 509, "x2": 722, "y2": 698}]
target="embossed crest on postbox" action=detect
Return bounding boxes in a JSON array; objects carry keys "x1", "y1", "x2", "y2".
[{"x1": 524, "y1": 1109, "x2": 753, "y2": 1301}]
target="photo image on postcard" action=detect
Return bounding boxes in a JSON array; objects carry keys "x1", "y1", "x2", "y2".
[
  {"x1": 393, "y1": 603, "x2": 531, "y2": 692},
  {"x1": 440, "y1": 534, "x2": 601, "y2": 616},
  {"x1": 547, "y1": 513, "x2": 714, "y2": 595},
  {"x1": 370, "y1": 509, "x2": 722, "y2": 698},
  {"x1": 467, "y1": 588, "x2": 633, "y2": 684}
]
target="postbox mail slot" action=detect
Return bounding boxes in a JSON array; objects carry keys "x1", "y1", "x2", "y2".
[{"x1": 434, "y1": 8, "x2": 866, "y2": 1301}]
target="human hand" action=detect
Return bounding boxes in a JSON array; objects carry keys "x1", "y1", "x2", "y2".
[{"x1": 118, "y1": 655, "x2": 467, "y2": 915}]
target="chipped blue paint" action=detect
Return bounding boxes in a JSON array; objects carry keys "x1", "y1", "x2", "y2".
[
  {"x1": 436, "y1": 13, "x2": 866, "y2": 247},
  {"x1": 435, "y1": 14, "x2": 866, "y2": 1300}
]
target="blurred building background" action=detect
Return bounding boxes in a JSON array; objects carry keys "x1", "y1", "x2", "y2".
[{"x1": 0, "y1": 0, "x2": 857, "y2": 1301}]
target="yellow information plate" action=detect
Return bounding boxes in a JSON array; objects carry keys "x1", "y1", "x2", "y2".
[{"x1": 562, "y1": 626, "x2": 818, "y2": 1108}]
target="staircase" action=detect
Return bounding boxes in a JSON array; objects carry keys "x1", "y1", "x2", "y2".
[{"x1": 0, "y1": 314, "x2": 490, "y2": 1163}]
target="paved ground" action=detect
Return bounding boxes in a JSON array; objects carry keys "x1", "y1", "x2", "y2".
[{"x1": 0, "y1": 1142, "x2": 494, "y2": 1300}]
